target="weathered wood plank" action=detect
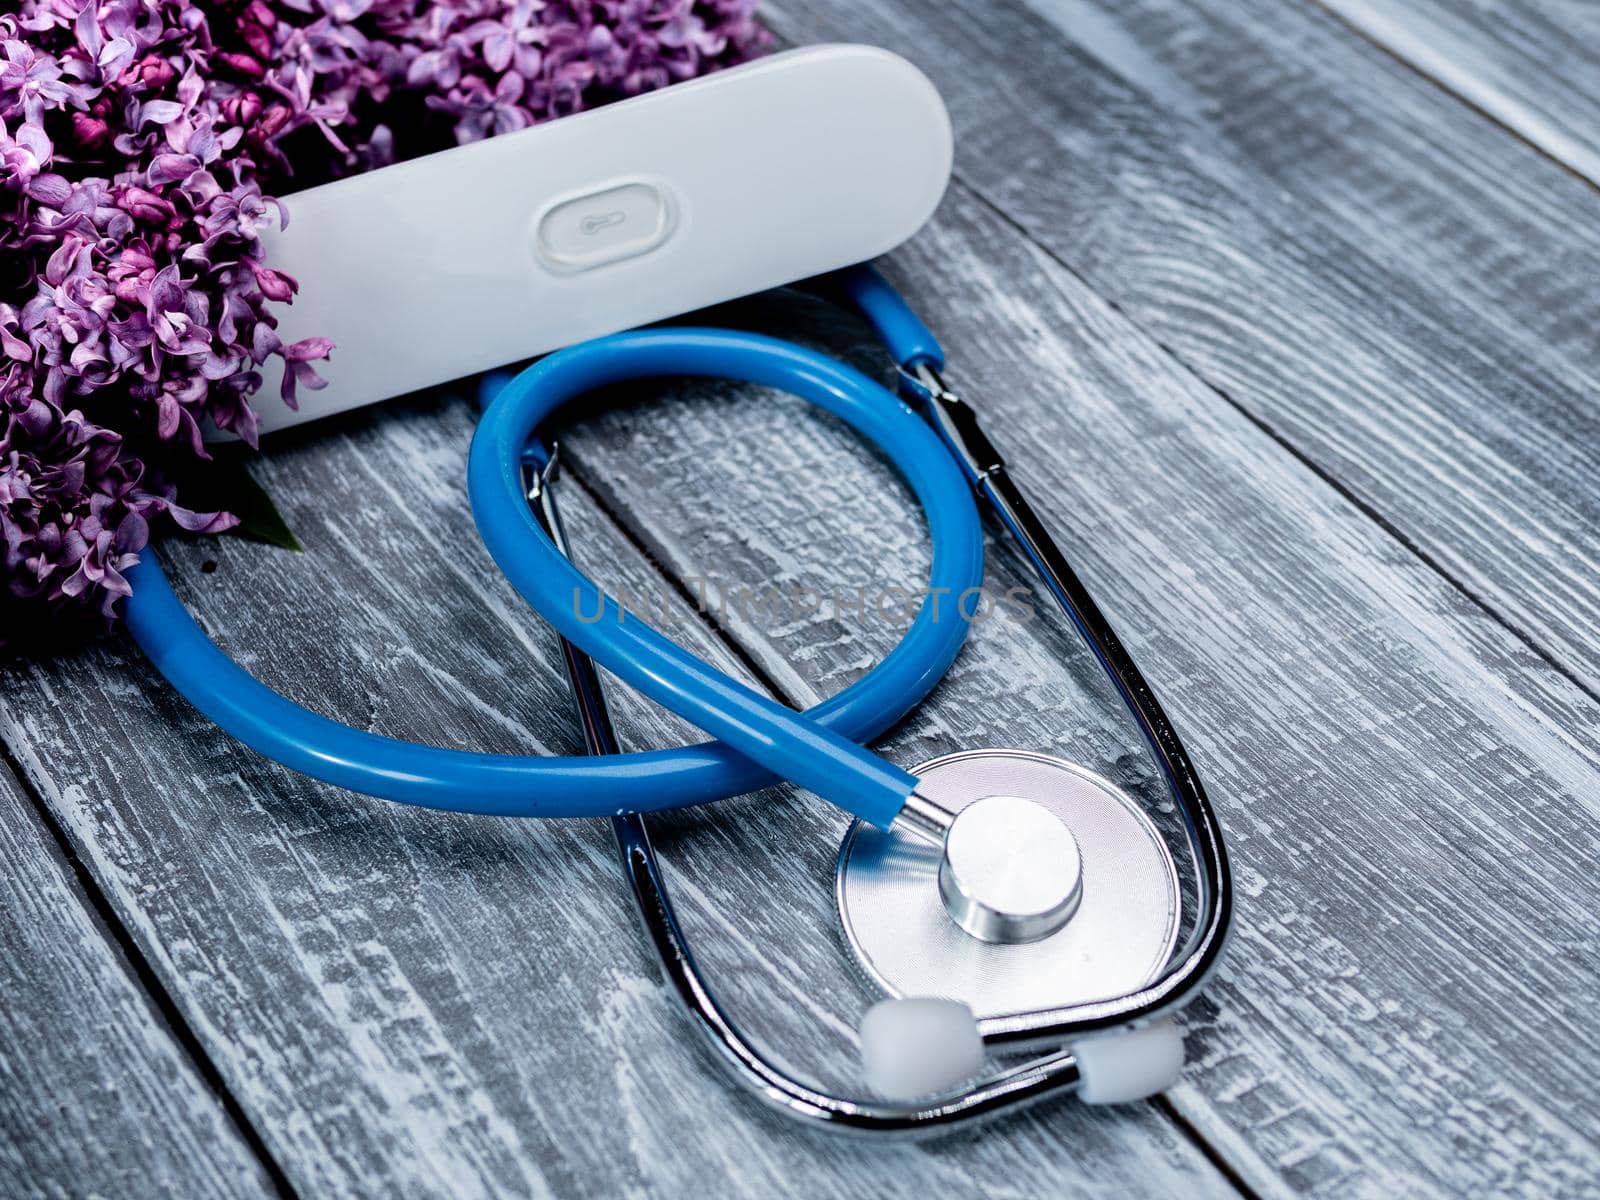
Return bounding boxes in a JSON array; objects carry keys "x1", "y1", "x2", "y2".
[
  {"x1": 0, "y1": 758, "x2": 275, "y2": 1199},
  {"x1": 764, "y1": 0, "x2": 1600, "y2": 699},
  {"x1": 1, "y1": 388, "x2": 1233, "y2": 1197},
  {"x1": 1317, "y1": 0, "x2": 1600, "y2": 184},
  {"x1": 560, "y1": 187, "x2": 1600, "y2": 1198}
]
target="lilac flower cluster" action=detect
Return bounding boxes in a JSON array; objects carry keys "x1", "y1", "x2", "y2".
[{"x1": 1, "y1": 0, "x2": 767, "y2": 651}]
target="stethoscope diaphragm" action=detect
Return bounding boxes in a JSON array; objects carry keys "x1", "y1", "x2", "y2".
[{"x1": 835, "y1": 749, "x2": 1181, "y2": 1019}]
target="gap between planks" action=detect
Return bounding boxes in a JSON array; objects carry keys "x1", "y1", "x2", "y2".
[
  {"x1": 0, "y1": 738, "x2": 292, "y2": 1199},
  {"x1": 1308, "y1": 0, "x2": 1600, "y2": 192}
]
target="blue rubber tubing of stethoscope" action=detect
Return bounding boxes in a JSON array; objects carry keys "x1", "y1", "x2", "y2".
[{"x1": 123, "y1": 287, "x2": 983, "y2": 830}]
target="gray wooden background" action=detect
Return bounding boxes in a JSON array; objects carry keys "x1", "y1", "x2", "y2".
[{"x1": 4, "y1": 1, "x2": 1598, "y2": 1196}]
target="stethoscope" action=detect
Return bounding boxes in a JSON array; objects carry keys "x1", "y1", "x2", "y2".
[{"x1": 123, "y1": 264, "x2": 1230, "y2": 1134}]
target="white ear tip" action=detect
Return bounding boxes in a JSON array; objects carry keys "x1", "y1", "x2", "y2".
[
  {"x1": 1071, "y1": 1018, "x2": 1186, "y2": 1104},
  {"x1": 859, "y1": 997, "x2": 984, "y2": 1101}
]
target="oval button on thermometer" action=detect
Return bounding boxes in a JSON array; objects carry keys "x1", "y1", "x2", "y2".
[
  {"x1": 251, "y1": 45, "x2": 952, "y2": 435},
  {"x1": 536, "y1": 182, "x2": 674, "y2": 272}
]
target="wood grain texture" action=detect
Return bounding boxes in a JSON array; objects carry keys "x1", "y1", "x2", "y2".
[
  {"x1": 0, "y1": 390, "x2": 1231, "y2": 1198},
  {"x1": 1316, "y1": 0, "x2": 1600, "y2": 184},
  {"x1": 559, "y1": 189, "x2": 1600, "y2": 1199},
  {"x1": 0, "y1": 759, "x2": 274, "y2": 1199},
  {"x1": 765, "y1": 0, "x2": 1600, "y2": 700}
]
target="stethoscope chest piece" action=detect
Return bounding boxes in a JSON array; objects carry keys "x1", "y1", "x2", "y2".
[{"x1": 835, "y1": 749, "x2": 1181, "y2": 1018}]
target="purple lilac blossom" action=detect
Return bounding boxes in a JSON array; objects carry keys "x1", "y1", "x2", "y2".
[{"x1": 1, "y1": 0, "x2": 767, "y2": 651}]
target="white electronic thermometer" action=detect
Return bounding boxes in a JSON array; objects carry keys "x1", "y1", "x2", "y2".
[{"x1": 253, "y1": 44, "x2": 953, "y2": 433}]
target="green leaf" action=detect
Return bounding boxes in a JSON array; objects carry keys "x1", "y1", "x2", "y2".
[
  {"x1": 225, "y1": 467, "x2": 303, "y2": 551},
  {"x1": 180, "y1": 451, "x2": 303, "y2": 552}
]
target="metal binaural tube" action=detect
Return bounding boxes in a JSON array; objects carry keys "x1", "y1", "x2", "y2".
[{"x1": 890, "y1": 356, "x2": 1232, "y2": 1046}]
